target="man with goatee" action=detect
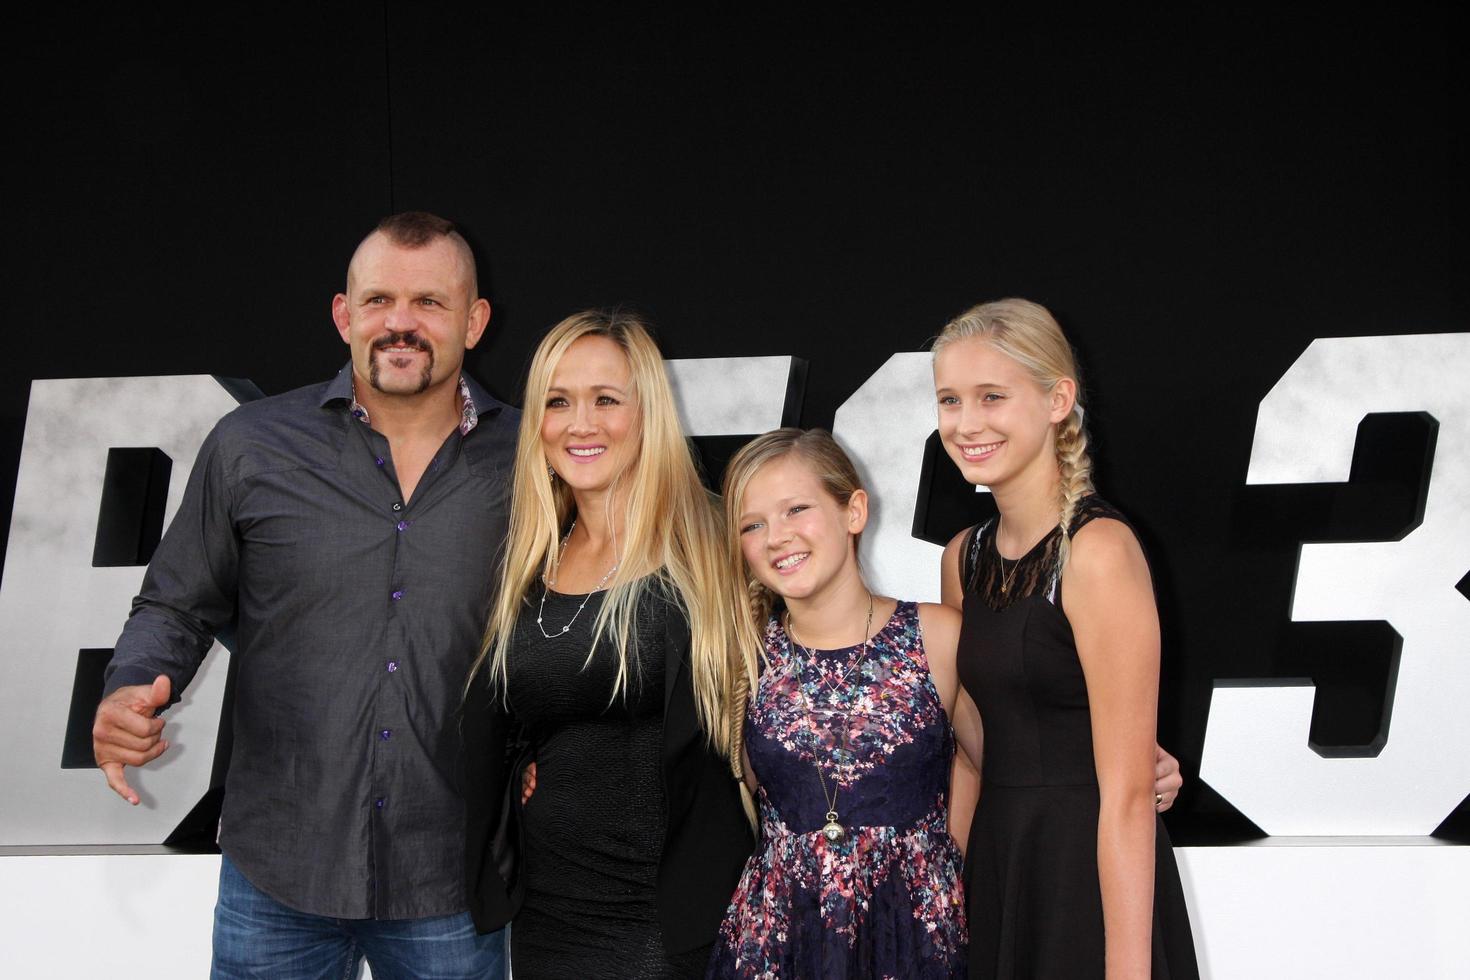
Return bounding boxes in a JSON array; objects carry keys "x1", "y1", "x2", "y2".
[{"x1": 92, "y1": 211, "x2": 513, "y2": 979}]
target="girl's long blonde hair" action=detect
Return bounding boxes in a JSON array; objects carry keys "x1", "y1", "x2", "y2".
[
  {"x1": 473, "y1": 310, "x2": 749, "y2": 771},
  {"x1": 932, "y1": 298, "x2": 1095, "y2": 568},
  {"x1": 720, "y1": 428, "x2": 869, "y2": 688}
]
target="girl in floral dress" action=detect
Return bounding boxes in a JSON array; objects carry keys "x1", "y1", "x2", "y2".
[{"x1": 707, "y1": 428, "x2": 982, "y2": 980}]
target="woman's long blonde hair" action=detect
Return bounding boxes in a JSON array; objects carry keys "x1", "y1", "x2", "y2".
[
  {"x1": 473, "y1": 310, "x2": 748, "y2": 770},
  {"x1": 720, "y1": 428, "x2": 869, "y2": 686},
  {"x1": 932, "y1": 298, "x2": 1095, "y2": 567}
]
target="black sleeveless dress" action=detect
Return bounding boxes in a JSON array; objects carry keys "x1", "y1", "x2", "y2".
[
  {"x1": 506, "y1": 586, "x2": 710, "y2": 979},
  {"x1": 957, "y1": 496, "x2": 1198, "y2": 979}
]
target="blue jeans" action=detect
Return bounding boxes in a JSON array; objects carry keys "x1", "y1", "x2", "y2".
[{"x1": 212, "y1": 854, "x2": 507, "y2": 980}]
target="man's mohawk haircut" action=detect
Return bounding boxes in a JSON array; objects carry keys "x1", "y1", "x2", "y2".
[{"x1": 375, "y1": 211, "x2": 458, "y2": 248}]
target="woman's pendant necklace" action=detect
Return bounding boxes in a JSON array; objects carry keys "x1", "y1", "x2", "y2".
[{"x1": 537, "y1": 519, "x2": 619, "y2": 638}]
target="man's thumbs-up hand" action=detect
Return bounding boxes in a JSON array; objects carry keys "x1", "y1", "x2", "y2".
[{"x1": 93, "y1": 674, "x2": 172, "y2": 805}]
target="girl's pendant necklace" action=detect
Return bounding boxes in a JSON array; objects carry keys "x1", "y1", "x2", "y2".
[
  {"x1": 998, "y1": 550, "x2": 1019, "y2": 594},
  {"x1": 788, "y1": 594, "x2": 874, "y2": 843},
  {"x1": 994, "y1": 519, "x2": 1030, "y2": 595}
]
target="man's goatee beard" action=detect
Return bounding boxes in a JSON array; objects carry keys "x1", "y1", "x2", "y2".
[{"x1": 369, "y1": 333, "x2": 435, "y2": 394}]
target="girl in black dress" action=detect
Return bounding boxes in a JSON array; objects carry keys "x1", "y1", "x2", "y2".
[{"x1": 933, "y1": 299, "x2": 1199, "y2": 979}]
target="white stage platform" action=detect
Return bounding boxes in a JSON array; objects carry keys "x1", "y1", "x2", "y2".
[{"x1": 2, "y1": 840, "x2": 1466, "y2": 978}]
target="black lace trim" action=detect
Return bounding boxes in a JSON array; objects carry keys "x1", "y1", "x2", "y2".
[{"x1": 962, "y1": 495, "x2": 1123, "y2": 611}]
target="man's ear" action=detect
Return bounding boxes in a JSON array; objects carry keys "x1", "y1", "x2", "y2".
[
  {"x1": 331, "y1": 294, "x2": 352, "y2": 344},
  {"x1": 465, "y1": 298, "x2": 492, "y2": 349}
]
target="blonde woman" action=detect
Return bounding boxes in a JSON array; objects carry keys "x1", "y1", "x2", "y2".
[
  {"x1": 935, "y1": 299, "x2": 1198, "y2": 978},
  {"x1": 463, "y1": 310, "x2": 753, "y2": 979}
]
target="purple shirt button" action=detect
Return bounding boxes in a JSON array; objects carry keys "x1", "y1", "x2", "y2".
[
  {"x1": 374, "y1": 457, "x2": 385, "y2": 466},
  {"x1": 386, "y1": 660, "x2": 398, "y2": 672},
  {"x1": 374, "y1": 797, "x2": 385, "y2": 809},
  {"x1": 396, "y1": 520, "x2": 409, "y2": 532},
  {"x1": 379, "y1": 729, "x2": 392, "y2": 741},
  {"x1": 391, "y1": 589, "x2": 404, "y2": 601}
]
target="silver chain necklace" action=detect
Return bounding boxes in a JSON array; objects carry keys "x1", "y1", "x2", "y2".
[
  {"x1": 536, "y1": 519, "x2": 620, "y2": 639},
  {"x1": 786, "y1": 594, "x2": 874, "y2": 842}
]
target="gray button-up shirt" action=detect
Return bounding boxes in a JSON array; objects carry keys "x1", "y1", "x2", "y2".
[{"x1": 104, "y1": 364, "x2": 518, "y2": 919}]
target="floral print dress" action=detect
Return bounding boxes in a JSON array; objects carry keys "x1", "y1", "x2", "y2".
[{"x1": 708, "y1": 601, "x2": 967, "y2": 979}]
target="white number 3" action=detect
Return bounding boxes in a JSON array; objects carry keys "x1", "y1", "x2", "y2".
[{"x1": 1202, "y1": 333, "x2": 1470, "y2": 835}]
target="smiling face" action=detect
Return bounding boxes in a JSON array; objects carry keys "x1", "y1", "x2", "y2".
[
  {"x1": 331, "y1": 232, "x2": 489, "y2": 398},
  {"x1": 737, "y1": 454, "x2": 867, "y2": 604},
  {"x1": 540, "y1": 334, "x2": 641, "y2": 494},
  {"x1": 934, "y1": 336, "x2": 1074, "y2": 491}
]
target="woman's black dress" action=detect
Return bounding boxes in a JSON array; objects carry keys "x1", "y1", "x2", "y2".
[
  {"x1": 957, "y1": 496, "x2": 1199, "y2": 979},
  {"x1": 506, "y1": 585, "x2": 710, "y2": 979}
]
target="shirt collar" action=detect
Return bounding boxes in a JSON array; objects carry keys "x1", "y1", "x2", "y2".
[{"x1": 323, "y1": 364, "x2": 480, "y2": 436}]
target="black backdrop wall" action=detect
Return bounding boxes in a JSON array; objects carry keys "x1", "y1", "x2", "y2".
[{"x1": 4, "y1": 7, "x2": 1466, "y2": 842}]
